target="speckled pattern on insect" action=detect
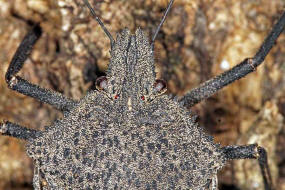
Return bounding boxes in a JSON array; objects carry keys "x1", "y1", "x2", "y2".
[{"x1": 1, "y1": 0, "x2": 285, "y2": 189}]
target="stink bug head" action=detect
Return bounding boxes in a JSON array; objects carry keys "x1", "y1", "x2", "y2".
[
  {"x1": 103, "y1": 28, "x2": 157, "y2": 104},
  {"x1": 84, "y1": 0, "x2": 171, "y2": 106}
]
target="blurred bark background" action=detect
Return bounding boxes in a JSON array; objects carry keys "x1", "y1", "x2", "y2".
[{"x1": 0, "y1": 0, "x2": 284, "y2": 189}]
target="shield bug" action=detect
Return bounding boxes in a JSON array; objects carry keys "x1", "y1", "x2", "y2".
[{"x1": 1, "y1": 0, "x2": 285, "y2": 189}]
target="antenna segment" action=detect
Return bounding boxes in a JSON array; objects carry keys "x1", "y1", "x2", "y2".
[
  {"x1": 83, "y1": 0, "x2": 115, "y2": 48},
  {"x1": 151, "y1": 0, "x2": 175, "y2": 50}
]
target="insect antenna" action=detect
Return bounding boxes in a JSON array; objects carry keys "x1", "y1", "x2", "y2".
[
  {"x1": 151, "y1": 0, "x2": 174, "y2": 50},
  {"x1": 83, "y1": 0, "x2": 115, "y2": 48}
]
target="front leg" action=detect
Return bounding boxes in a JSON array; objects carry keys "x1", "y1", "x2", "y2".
[
  {"x1": 180, "y1": 11, "x2": 285, "y2": 107},
  {"x1": 210, "y1": 175, "x2": 218, "y2": 190},
  {"x1": 6, "y1": 25, "x2": 77, "y2": 112},
  {"x1": 33, "y1": 163, "x2": 50, "y2": 190},
  {"x1": 33, "y1": 164, "x2": 41, "y2": 190}
]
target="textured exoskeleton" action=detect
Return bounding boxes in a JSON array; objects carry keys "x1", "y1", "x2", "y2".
[
  {"x1": 27, "y1": 28, "x2": 225, "y2": 189},
  {"x1": 1, "y1": 0, "x2": 284, "y2": 189}
]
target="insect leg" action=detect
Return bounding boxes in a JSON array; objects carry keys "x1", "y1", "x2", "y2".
[
  {"x1": 5, "y1": 25, "x2": 77, "y2": 112},
  {"x1": 33, "y1": 164, "x2": 41, "y2": 190},
  {"x1": 222, "y1": 144, "x2": 273, "y2": 190},
  {"x1": 180, "y1": 11, "x2": 285, "y2": 107},
  {"x1": 210, "y1": 175, "x2": 218, "y2": 190},
  {"x1": 83, "y1": 0, "x2": 115, "y2": 48},
  {"x1": 0, "y1": 120, "x2": 41, "y2": 141}
]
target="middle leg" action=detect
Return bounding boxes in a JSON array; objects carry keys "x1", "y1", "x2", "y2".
[{"x1": 222, "y1": 144, "x2": 273, "y2": 190}]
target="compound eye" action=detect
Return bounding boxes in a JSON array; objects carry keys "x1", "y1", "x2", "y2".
[
  {"x1": 154, "y1": 79, "x2": 167, "y2": 93},
  {"x1": 96, "y1": 76, "x2": 108, "y2": 90}
]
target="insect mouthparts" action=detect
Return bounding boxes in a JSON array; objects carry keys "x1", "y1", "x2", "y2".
[{"x1": 127, "y1": 97, "x2": 132, "y2": 111}]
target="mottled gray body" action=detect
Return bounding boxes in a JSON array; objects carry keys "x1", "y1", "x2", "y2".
[
  {"x1": 1, "y1": 0, "x2": 283, "y2": 189},
  {"x1": 27, "y1": 29, "x2": 225, "y2": 189}
]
